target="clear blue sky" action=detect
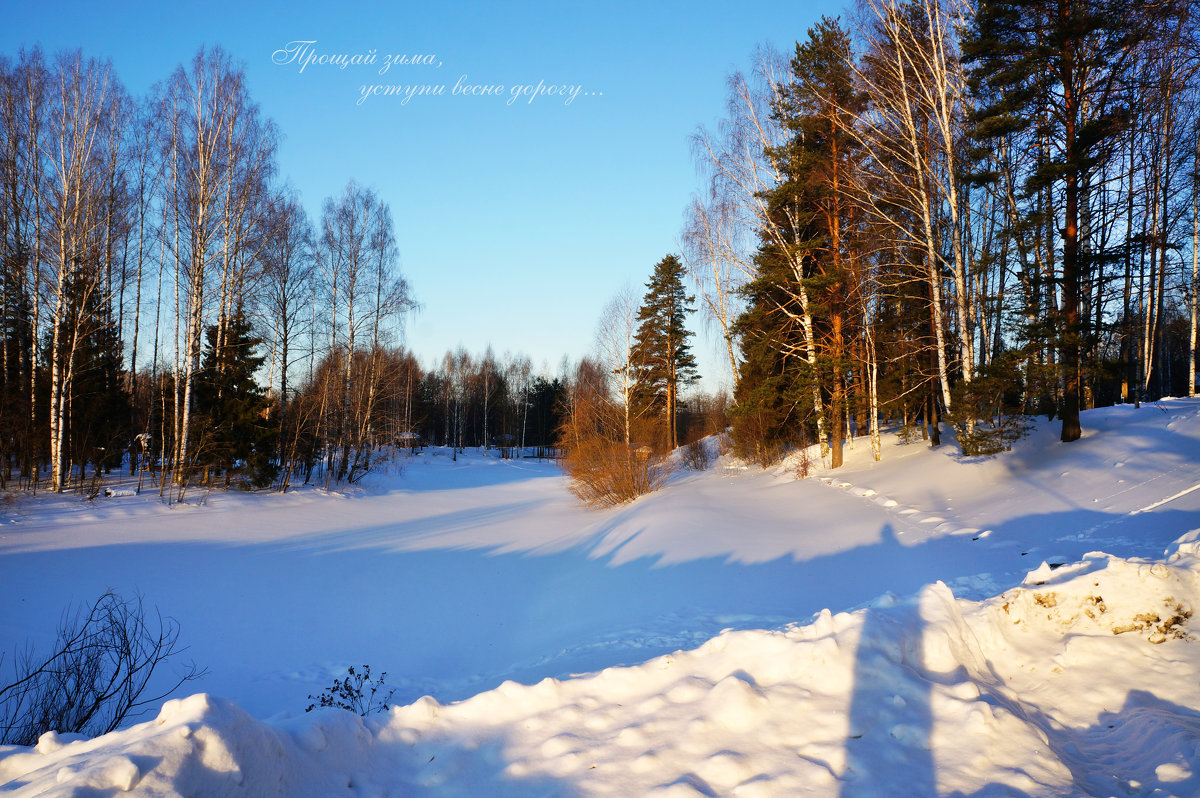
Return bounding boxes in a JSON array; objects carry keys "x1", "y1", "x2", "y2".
[{"x1": 3, "y1": 0, "x2": 843, "y2": 390}]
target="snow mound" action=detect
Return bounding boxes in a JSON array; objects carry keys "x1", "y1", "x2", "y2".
[{"x1": 8, "y1": 543, "x2": 1200, "y2": 796}]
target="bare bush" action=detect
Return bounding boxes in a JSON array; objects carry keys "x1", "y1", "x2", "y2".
[
  {"x1": 563, "y1": 437, "x2": 668, "y2": 507},
  {"x1": 681, "y1": 439, "x2": 711, "y2": 471},
  {"x1": 731, "y1": 408, "x2": 793, "y2": 468},
  {"x1": 0, "y1": 590, "x2": 205, "y2": 745},
  {"x1": 793, "y1": 442, "x2": 813, "y2": 480},
  {"x1": 306, "y1": 664, "x2": 395, "y2": 716}
]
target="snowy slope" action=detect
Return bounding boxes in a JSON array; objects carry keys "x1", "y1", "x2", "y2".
[{"x1": 2, "y1": 399, "x2": 1200, "y2": 796}]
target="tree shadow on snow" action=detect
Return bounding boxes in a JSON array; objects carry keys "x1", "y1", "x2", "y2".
[
  {"x1": 948, "y1": 687, "x2": 1200, "y2": 798},
  {"x1": 935, "y1": 680, "x2": 1200, "y2": 797},
  {"x1": 835, "y1": 516, "x2": 1200, "y2": 797},
  {"x1": 996, "y1": 401, "x2": 1200, "y2": 489},
  {"x1": 1036, "y1": 689, "x2": 1200, "y2": 797},
  {"x1": 986, "y1": 507, "x2": 1200, "y2": 566}
]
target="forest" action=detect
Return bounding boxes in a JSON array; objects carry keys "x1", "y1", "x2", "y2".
[
  {"x1": 1, "y1": 0, "x2": 1199, "y2": 501},
  {"x1": 679, "y1": 0, "x2": 1200, "y2": 471}
]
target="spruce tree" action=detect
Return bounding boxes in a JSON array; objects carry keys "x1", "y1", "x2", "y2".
[
  {"x1": 630, "y1": 254, "x2": 698, "y2": 451},
  {"x1": 62, "y1": 273, "x2": 132, "y2": 478},
  {"x1": 194, "y1": 311, "x2": 277, "y2": 487}
]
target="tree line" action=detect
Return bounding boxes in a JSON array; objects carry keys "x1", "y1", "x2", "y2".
[
  {"x1": 8, "y1": 0, "x2": 1199, "y2": 499},
  {"x1": 0, "y1": 46, "x2": 591, "y2": 497},
  {"x1": 671, "y1": 0, "x2": 1200, "y2": 468}
]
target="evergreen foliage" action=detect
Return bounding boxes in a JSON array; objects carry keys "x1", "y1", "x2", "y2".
[
  {"x1": 193, "y1": 312, "x2": 277, "y2": 488},
  {"x1": 43, "y1": 267, "x2": 133, "y2": 483},
  {"x1": 731, "y1": 246, "x2": 814, "y2": 465},
  {"x1": 945, "y1": 351, "x2": 1032, "y2": 456},
  {"x1": 629, "y1": 254, "x2": 699, "y2": 451},
  {"x1": 962, "y1": 0, "x2": 1171, "y2": 441},
  {"x1": 3, "y1": 16, "x2": 1199, "y2": 492},
  {"x1": 731, "y1": 17, "x2": 864, "y2": 468}
]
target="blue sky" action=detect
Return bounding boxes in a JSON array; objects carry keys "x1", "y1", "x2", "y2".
[{"x1": 3, "y1": 0, "x2": 842, "y2": 390}]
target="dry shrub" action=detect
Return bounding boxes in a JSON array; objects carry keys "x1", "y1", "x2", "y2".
[
  {"x1": 0, "y1": 590, "x2": 205, "y2": 745},
  {"x1": 793, "y1": 442, "x2": 813, "y2": 480},
  {"x1": 563, "y1": 437, "x2": 667, "y2": 507},
  {"x1": 681, "y1": 439, "x2": 711, "y2": 471},
  {"x1": 731, "y1": 407, "x2": 792, "y2": 468}
]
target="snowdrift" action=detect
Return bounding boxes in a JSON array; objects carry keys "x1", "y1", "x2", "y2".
[
  {"x1": 6, "y1": 545, "x2": 1200, "y2": 796},
  {"x1": 3, "y1": 399, "x2": 1200, "y2": 795}
]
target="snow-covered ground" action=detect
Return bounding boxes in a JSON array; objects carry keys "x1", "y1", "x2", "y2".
[{"x1": 3, "y1": 399, "x2": 1200, "y2": 796}]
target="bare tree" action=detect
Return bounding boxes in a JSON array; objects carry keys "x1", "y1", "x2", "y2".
[
  {"x1": 259, "y1": 188, "x2": 314, "y2": 488},
  {"x1": 157, "y1": 46, "x2": 278, "y2": 493},
  {"x1": 0, "y1": 49, "x2": 49, "y2": 486},
  {"x1": 319, "y1": 181, "x2": 412, "y2": 481},
  {"x1": 0, "y1": 590, "x2": 205, "y2": 746},
  {"x1": 680, "y1": 192, "x2": 747, "y2": 381},
  {"x1": 1192, "y1": 124, "x2": 1199, "y2": 396},
  {"x1": 594, "y1": 285, "x2": 640, "y2": 446},
  {"x1": 854, "y1": 0, "x2": 976, "y2": 411},
  {"x1": 40, "y1": 51, "x2": 125, "y2": 492}
]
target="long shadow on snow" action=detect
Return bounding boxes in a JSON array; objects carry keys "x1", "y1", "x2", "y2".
[
  {"x1": 229, "y1": 507, "x2": 1200, "y2": 709},
  {"x1": 939, "y1": 663, "x2": 1200, "y2": 796},
  {"x1": 1035, "y1": 689, "x2": 1200, "y2": 797},
  {"x1": 4, "y1": 506, "x2": 1199, "y2": 720},
  {"x1": 386, "y1": 453, "x2": 565, "y2": 492},
  {"x1": 984, "y1": 506, "x2": 1200, "y2": 564},
  {"x1": 840, "y1": 526, "x2": 937, "y2": 798},
  {"x1": 266, "y1": 499, "x2": 553, "y2": 554}
]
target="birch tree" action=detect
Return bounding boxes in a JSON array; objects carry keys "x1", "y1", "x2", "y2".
[
  {"x1": 594, "y1": 285, "x2": 639, "y2": 446},
  {"x1": 259, "y1": 189, "x2": 314, "y2": 487},
  {"x1": 855, "y1": 0, "x2": 975, "y2": 411},
  {"x1": 692, "y1": 47, "x2": 831, "y2": 454},
  {"x1": 41, "y1": 51, "x2": 123, "y2": 491}
]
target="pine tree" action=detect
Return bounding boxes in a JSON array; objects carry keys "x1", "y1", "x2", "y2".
[
  {"x1": 630, "y1": 254, "x2": 699, "y2": 451},
  {"x1": 733, "y1": 17, "x2": 865, "y2": 468},
  {"x1": 963, "y1": 0, "x2": 1169, "y2": 441}
]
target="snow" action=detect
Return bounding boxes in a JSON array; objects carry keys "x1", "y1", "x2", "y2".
[{"x1": 3, "y1": 398, "x2": 1200, "y2": 796}]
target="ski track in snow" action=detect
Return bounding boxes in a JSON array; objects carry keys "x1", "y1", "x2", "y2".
[{"x1": 814, "y1": 475, "x2": 989, "y2": 542}]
